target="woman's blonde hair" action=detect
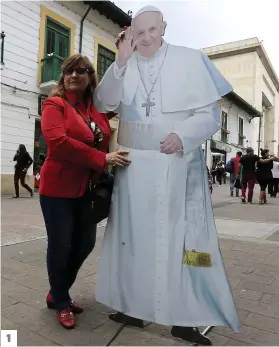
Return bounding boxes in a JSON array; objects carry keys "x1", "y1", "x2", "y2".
[{"x1": 49, "y1": 54, "x2": 97, "y2": 99}]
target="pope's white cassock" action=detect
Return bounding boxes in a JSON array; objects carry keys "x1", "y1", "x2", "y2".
[{"x1": 94, "y1": 41, "x2": 240, "y2": 332}]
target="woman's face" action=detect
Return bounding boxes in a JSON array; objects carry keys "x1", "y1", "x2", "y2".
[{"x1": 63, "y1": 63, "x2": 91, "y2": 94}]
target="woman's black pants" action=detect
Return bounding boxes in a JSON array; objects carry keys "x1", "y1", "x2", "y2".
[
  {"x1": 216, "y1": 173, "x2": 222, "y2": 185},
  {"x1": 258, "y1": 179, "x2": 270, "y2": 192},
  {"x1": 268, "y1": 178, "x2": 279, "y2": 197},
  {"x1": 14, "y1": 169, "x2": 33, "y2": 196},
  {"x1": 40, "y1": 192, "x2": 97, "y2": 310}
]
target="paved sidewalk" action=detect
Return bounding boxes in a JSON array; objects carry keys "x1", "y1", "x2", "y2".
[
  {"x1": 1, "y1": 185, "x2": 279, "y2": 345},
  {"x1": 2, "y1": 183, "x2": 279, "y2": 246},
  {"x1": 2, "y1": 237, "x2": 279, "y2": 345},
  {"x1": 212, "y1": 183, "x2": 279, "y2": 242},
  {"x1": 0, "y1": 195, "x2": 107, "y2": 246}
]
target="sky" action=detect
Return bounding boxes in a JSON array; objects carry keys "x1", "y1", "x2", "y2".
[{"x1": 114, "y1": 0, "x2": 279, "y2": 76}]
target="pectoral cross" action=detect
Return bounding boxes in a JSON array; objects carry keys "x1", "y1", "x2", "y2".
[{"x1": 142, "y1": 97, "x2": 155, "y2": 117}]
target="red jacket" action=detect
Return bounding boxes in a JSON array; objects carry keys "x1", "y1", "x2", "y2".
[
  {"x1": 39, "y1": 93, "x2": 111, "y2": 198},
  {"x1": 233, "y1": 156, "x2": 241, "y2": 175}
]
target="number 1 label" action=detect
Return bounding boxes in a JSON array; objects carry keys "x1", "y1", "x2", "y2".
[{"x1": 1, "y1": 330, "x2": 17, "y2": 347}]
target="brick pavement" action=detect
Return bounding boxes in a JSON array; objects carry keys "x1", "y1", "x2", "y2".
[
  {"x1": 1, "y1": 236, "x2": 279, "y2": 346},
  {"x1": 1, "y1": 185, "x2": 279, "y2": 345},
  {"x1": 2, "y1": 183, "x2": 279, "y2": 246},
  {"x1": 0, "y1": 195, "x2": 107, "y2": 246}
]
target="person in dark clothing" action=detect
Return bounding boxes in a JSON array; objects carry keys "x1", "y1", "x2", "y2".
[
  {"x1": 229, "y1": 151, "x2": 242, "y2": 197},
  {"x1": 268, "y1": 178, "x2": 279, "y2": 197},
  {"x1": 211, "y1": 163, "x2": 217, "y2": 184},
  {"x1": 13, "y1": 144, "x2": 34, "y2": 198},
  {"x1": 256, "y1": 149, "x2": 274, "y2": 204},
  {"x1": 256, "y1": 149, "x2": 275, "y2": 204},
  {"x1": 223, "y1": 169, "x2": 227, "y2": 184},
  {"x1": 239, "y1": 147, "x2": 274, "y2": 204},
  {"x1": 216, "y1": 162, "x2": 225, "y2": 186},
  {"x1": 207, "y1": 165, "x2": 213, "y2": 193},
  {"x1": 268, "y1": 160, "x2": 279, "y2": 197}
]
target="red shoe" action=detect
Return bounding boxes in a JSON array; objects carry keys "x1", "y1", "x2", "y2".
[
  {"x1": 69, "y1": 300, "x2": 83, "y2": 314},
  {"x1": 46, "y1": 293, "x2": 83, "y2": 314},
  {"x1": 56, "y1": 309, "x2": 75, "y2": 329}
]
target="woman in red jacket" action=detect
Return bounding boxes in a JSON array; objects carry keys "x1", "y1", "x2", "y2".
[{"x1": 40, "y1": 54, "x2": 130, "y2": 329}]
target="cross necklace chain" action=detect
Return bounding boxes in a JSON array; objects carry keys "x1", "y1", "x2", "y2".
[{"x1": 136, "y1": 44, "x2": 169, "y2": 117}]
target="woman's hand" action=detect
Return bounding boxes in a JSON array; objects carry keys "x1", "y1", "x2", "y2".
[{"x1": 106, "y1": 150, "x2": 131, "y2": 167}]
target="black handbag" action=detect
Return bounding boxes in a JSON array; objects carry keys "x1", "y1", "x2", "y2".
[
  {"x1": 234, "y1": 177, "x2": 242, "y2": 189},
  {"x1": 90, "y1": 171, "x2": 114, "y2": 224},
  {"x1": 66, "y1": 99, "x2": 114, "y2": 224}
]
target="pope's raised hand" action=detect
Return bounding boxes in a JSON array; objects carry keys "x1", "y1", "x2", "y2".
[
  {"x1": 116, "y1": 27, "x2": 138, "y2": 69},
  {"x1": 160, "y1": 133, "x2": 183, "y2": 155}
]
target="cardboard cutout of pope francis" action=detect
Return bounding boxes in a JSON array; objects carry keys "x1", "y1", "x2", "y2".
[{"x1": 94, "y1": 5, "x2": 240, "y2": 345}]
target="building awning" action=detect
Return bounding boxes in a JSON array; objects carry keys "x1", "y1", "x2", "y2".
[
  {"x1": 225, "y1": 92, "x2": 262, "y2": 118},
  {"x1": 83, "y1": 1, "x2": 131, "y2": 27},
  {"x1": 210, "y1": 140, "x2": 232, "y2": 153}
]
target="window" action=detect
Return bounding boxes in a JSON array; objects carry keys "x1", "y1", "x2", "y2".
[
  {"x1": 221, "y1": 111, "x2": 229, "y2": 143},
  {"x1": 97, "y1": 44, "x2": 116, "y2": 82},
  {"x1": 38, "y1": 95, "x2": 47, "y2": 116},
  {"x1": 221, "y1": 130, "x2": 228, "y2": 143},
  {"x1": 45, "y1": 18, "x2": 70, "y2": 58},
  {"x1": 238, "y1": 117, "x2": 244, "y2": 146},
  {"x1": 221, "y1": 111, "x2": 228, "y2": 129},
  {"x1": 42, "y1": 18, "x2": 70, "y2": 82}
]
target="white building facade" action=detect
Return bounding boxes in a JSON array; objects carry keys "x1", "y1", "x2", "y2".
[
  {"x1": 0, "y1": 1, "x2": 131, "y2": 195},
  {"x1": 203, "y1": 92, "x2": 262, "y2": 169},
  {"x1": 203, "y1": 38, "x2": 279, "y2": 157}
]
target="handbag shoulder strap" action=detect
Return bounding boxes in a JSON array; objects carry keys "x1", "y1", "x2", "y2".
[{"x1": 65, "y1": 99, "x2": 92, "y2": 131}]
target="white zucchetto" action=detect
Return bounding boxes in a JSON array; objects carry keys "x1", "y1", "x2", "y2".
[{"x1": 132, "y1": 5, "x2": 163, "y2": 21}]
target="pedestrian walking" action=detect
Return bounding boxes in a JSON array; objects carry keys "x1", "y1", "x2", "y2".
[
  {"x1": 268, "y1": 156, "x2": 279, "y2": 198},
  {"x1": 239, "y1": 147, "x2": 274, "y2": 204},
  {"x1": 12, "y1": 144, "x2": 33, "y2": 198},
  {"x1": 228, "y1": 151, "x2": 242, "y2": 197},
  {"x1": 216, "y1": 161, "x2": 225, "y2": 186},
  {"x1": 211, "y1": 163, "x2": 217, "y2": 184},
  {"x1": 223, "y1": 169, "x2": 227, "y2": 184},
  {"x1": 256, "y1": 149, "x2": 276, "y2": 204},
  {"x1": 207, "y1": 165, "x2": 213, "y2": 194}
]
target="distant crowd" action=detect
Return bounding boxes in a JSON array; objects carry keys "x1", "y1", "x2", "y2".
[{"x1": 210, "y1": 147, "x2": 279, "y2": 204}]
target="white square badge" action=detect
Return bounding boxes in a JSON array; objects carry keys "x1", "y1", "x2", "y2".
[{"x1": 1, "y1": 330, "x2": 17, "y2": 347}]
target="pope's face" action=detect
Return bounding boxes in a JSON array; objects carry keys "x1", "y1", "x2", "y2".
[{"x1": 132, "y1": 12, "x2": 166, "y2": 57}]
